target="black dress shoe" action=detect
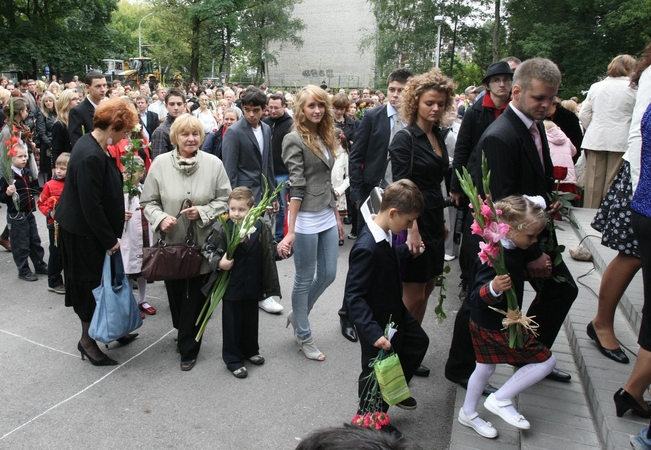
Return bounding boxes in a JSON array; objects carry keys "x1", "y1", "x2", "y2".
[
  {"x1": 116, "y1": 333, "x2": 139, "y2": 346},
  {"x1": 19, "y1": 272, "x2": 38, "y2": 282},
  {"x1": 586, "y1": 321, "x2": 629, "y2": 364},
  {"x1": 396, "y1": 396, "x2": 417, "y2": 410},
  {"x1": 545, "y1": 368, "x2": 571, "y2": 382},
  {"x1": 455, "y1": 377, "x2": 498, "y2": 396},
  {"x1": 340, "y1": 317, "x2": 358, "y2": 342},
  {"x1": 414, "y1": 364, "x2": 430, "y2": 377},
  {"x1": 35, "y1": 265, "x2": 48, "y2": 275},
  {"x1": 181, "y1": 359, "x2": 197, "y2": 371}
]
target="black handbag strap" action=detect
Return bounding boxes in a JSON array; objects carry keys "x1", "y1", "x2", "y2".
[
  {"x1": 159, "y1": 198, "x2": 196, "y2": 246},
  {"x1": 382, "y1": 127, "x2": 415, "y2": 187}
]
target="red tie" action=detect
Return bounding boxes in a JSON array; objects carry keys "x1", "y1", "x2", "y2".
[{"x1": 529, "y1": 123, "x2": 544, "y2": 168}]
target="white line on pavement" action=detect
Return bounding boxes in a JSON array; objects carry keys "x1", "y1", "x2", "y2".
[
  {"x1": 0, "y1": 328, "x2": 175, "y2": 441},
  {"x1": 0, "y1": 328, "x2": 78, "y2": 357}
]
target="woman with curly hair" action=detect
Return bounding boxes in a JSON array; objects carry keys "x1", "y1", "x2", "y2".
[
  {"x1": 389, "y1": 68, "x2": 456, "y2": 327},
  {"x1": 278, "y1": 85, "x2": 345, "y2": 361}
]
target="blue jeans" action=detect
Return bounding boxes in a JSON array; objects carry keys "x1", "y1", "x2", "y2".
[
  {"x1": 274, "y1": 174, "x2": 289, "y2": 242},
  {"x1": 631, "y1": 427, "x2": 651, "y2": 450},
  {"x1": 292, "y1": 225, "x2": 338, "y2": 340}
]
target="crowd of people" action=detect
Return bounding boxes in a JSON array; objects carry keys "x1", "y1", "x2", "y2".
[{"x1": 2, "y1": 39, "x2": 651, "y2": 447}]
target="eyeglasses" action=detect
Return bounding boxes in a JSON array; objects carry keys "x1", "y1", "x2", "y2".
[{"x1": 490, "y1": 77, "x2": 513, "y2": 85}]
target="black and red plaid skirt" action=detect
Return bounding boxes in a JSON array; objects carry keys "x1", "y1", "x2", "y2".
[{"x1": 470, "y1": 320, "x2": 552, "y2": 365}]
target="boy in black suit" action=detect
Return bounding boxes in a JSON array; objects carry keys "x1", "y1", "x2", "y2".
[
  {"x1": 344, "y1": 179, "x2": 429, "y2": 425},
  {"x1": 201, "y1": 187, "x2": 281, "y2": 379}
]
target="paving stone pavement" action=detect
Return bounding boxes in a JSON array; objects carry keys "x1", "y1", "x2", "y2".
[{"x1": 449, "y1": 207, "x2": 649, "y2": 450}]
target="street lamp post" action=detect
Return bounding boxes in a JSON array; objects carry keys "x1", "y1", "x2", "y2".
[
  {"x1": 435, "y1": 15, "x2": 444, "y2": 69},
  {"x1": 139, "y1": 12, "x2": 154, "y2": 58}
]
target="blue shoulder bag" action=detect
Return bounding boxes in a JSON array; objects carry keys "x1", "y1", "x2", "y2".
[{"x1": 89, "y1": 252, "x2": 143, "y2": 345}]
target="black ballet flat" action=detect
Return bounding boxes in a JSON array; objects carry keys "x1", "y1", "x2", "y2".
[
  {"x1": 586, "y1": 322, "x2": 629, "y2": 364},
  {"x1": 614, "y1": 388, "x2": 651, "y2": 418},
  {"x1": 78, "y1": 342, "x2": 118, "y2": 366}
]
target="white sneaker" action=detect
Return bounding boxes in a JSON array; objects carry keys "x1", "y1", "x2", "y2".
[
  {"x1": 458, "y1": 408, "x2": 497, "y2": 438},
  {"x1": 444, "y1": 254, "x2": 456, "y2": 261},
  {"x1": 258, "y1": 297, "x2": 284, "y2": 314},
  {"x1": 484, "y1": 393, "x2": 530, "y2": 430}
]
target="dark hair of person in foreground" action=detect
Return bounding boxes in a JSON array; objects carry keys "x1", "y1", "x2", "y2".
[{"x1": 295, "y1": 424, "x2": 424, "y2": 450}]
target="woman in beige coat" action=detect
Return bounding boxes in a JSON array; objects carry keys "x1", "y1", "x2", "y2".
[
  {"x1": 579, "y1": 54, "x2": 637, "y2": 208},
  {"x1": 141, "y1": 114, "x2": 231, "y2": 371}
]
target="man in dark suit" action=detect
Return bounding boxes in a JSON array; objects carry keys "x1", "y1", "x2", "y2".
[
  {"x1": 343, "y1": 68, "x2": 413, "y2": 346},
  {"x1": 262, "y1": 93, "x2": 293, "y2": 242},
  {"x1": 68, "y1": 71, "x2": 108, "y2": 147},
  {"x1": 445, "y1": 58, "x2": 579, "y2": 387},
  {"x1": 135, "y1": 95, "x2": 159, "y2": 142},
  {"x1": 222, "y1": 87, "x2": 282, "y2": 315}
]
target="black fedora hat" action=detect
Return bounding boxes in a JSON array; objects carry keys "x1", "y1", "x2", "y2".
[{"x1": 482, "y1": 61, "x2": 512, "y2": 85}]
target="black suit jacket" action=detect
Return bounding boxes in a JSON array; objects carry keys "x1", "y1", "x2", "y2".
[
  {"x1": 56, "y1": 134, "x2": 125, "y2": 250},
  {"x1": 222, "y1": 117, "x2": 275, "y2": 202},
  {"x1": 344, "y1": 225, "x2": 411, "y2": 346},
  {"x1": 68, "y1": 98, "x2": 96, "y2": 148},
  {"x1": 349, "y1": 105, "x2": 391, "y2": 203},
  {"x1": 468, "y1": 104, "x2": 554, "y2": 261},
  {"x1": 470, "y1": 105, "x2": 554, "y2": 201},
  {"x1": 141, "y1": 110, "x2": 159, "y2": 141}
]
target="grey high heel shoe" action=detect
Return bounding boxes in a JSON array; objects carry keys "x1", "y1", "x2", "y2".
[
  {"x1": 285, "y1": 310, "x2": 295, "y2": 331},
  {"x1": 296, "y1": 335, "x2": 326, "y2": 361}
]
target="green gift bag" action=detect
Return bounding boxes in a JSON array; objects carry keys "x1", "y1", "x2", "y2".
[{"x1": 374, "y1": 352, "x2": 411, "y2": 406}]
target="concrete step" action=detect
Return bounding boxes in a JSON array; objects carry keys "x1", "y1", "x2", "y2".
[
  {"x1": 564, "y1": 207, "x2": 647, "y2": 450},
  {"x1": 449, "y1": 207, "x2": 648, "y2": 450}
]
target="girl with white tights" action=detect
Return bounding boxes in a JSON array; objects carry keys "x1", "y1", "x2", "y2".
[{"x1": 458, "y1": 195, "x2": 558, "y2": 438}]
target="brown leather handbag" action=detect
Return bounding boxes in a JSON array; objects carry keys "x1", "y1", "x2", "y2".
[{"x1": 141, "y1": 199, "x2": 203, "y2": 281}]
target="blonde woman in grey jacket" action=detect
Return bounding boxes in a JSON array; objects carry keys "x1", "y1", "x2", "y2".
[{"x1": 279, "y1": 85, "x2": 345, "y2": 361}]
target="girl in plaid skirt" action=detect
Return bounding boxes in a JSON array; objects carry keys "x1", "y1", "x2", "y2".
[{"x1": 458, "y1": 195, "x2": 557, "y2": 439}]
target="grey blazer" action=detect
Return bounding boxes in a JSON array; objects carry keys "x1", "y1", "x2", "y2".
[
  {"x1": 281, "y1": 131, "x2": 336, "y2": 212},
  {"x1": 222, "y1": 117, "x2": 276, "y2": 202}
]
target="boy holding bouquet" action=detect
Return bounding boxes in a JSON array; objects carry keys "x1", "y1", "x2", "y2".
[
  {"x1": 344, "y1": 179, "x2": 429, "y2": 429},
  {"x1": 201, "y1": 187, "x2": 281, "y2": 379}
]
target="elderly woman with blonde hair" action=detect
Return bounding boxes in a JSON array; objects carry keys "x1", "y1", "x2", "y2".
[{"x1": 141, "y1": 113, "x2": 231, "y2": 371}]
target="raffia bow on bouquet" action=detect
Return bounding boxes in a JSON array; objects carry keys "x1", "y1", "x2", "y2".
[
  {"x1": 195, "y1": 175, "x2": 283, "y2": 341},
  {"x1": 456, "y1": 153, "x2": 538, "y2": 348}
]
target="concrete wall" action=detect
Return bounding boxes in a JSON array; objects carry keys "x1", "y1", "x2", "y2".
[{"x1": 267, "y1": 0, "x2": 376, "y2": 89}]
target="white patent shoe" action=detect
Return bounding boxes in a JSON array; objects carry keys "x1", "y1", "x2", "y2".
[{"x1": 458, "y1": 408, "x2": 498, "y2": 438}]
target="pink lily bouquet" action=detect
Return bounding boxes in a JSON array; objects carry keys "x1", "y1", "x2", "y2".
[
  {"x1": 456, "y1": 153, "x2": 538, "y2": 348},
  {"x1": 195, "y1": 175, "x2": 283, "y2": 341}
]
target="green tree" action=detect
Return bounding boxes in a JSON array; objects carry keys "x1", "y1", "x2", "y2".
[
  {"x1": 0, "y1": 0, "x2": 119, "y2": 78},
  {"x1": 506, "y1": 0, "x2": 651, "y2": 97},
  {"x1": 236, "y1": 0, "x2": 305, "y2": 81},
  {"x1": 368, "y1": 0, "x2": 485, "y2": 82}
]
